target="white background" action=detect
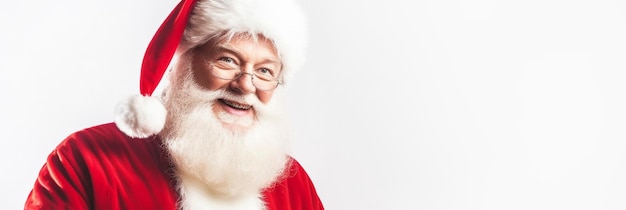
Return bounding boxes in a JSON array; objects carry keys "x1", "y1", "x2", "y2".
[{"x1": 2, "y1": 0, "x2": 626, "y2": 209}]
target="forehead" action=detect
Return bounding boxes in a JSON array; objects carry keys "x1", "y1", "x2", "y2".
[{"x1": 199, "y1": 33, "x2": 280, "y2": 60}]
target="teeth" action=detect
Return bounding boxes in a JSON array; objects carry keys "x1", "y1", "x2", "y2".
[{"x1": 222, "y1": 99, "x2": 251, "y2": 110}]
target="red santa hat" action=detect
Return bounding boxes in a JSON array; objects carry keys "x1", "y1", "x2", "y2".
[{"x1": 114, "y1": 0, "x2": 307, "y2": 138}]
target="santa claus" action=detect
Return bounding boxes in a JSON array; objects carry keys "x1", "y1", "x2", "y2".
[{"x1": 24, "y1": 0, "x2": 323, "y2": 209}]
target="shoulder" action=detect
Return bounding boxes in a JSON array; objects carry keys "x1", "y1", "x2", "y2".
[
  {"x1": 26, "y1": 123, "x2": 176, "y2": 209},
  {"x1": 59, "y1": 122, "x2": 157, "y2": 148},
  {"x1": 54, "y1": 122, "x2": 164, "y2": 162},
  {"x1": 280, "y1": 157, "x2": 317, "y2": 188},
  {"x1": 50, "y1": 122, "x2": 170, "y2": 183},
  {"x1": 61, "y1": 122, "x2": 137, "y2": 146},
  {"x1": 262, "y1": 157, "x2": 325, "y2": 209},
  {"x1": 284, "y1": 157, "x2": 309, "y2": 179}
]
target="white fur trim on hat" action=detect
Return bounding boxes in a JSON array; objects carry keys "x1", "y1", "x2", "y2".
[
  {"x1": 114, "y1": 95, "x2": 167, "y2": 138},
  {"x1": 182, "y1": 0, "x2": 308, "y2": 84}
]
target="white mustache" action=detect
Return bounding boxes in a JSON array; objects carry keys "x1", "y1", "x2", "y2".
[{"x1": 215, "y1": 90, "x2": 262, "y2": 108}]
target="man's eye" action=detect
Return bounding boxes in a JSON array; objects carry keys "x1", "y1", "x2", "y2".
[
  {"x1": 258, "y1": 68, "x2": 272, "y2": 75},
  {"x1": 218, "y1": 57, "x2": 235, "y2": 63},
  {"x1": 255, "y1": 68, "x2": 277, "y2": 81}
]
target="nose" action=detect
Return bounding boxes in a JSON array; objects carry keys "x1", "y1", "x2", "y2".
[{"x1": 230, "y1": 71, "x2": 256, "y2": 94}]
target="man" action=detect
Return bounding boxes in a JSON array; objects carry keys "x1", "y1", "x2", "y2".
[{"x1": 24, "y1": 0, "x2": 324, "y2": 209}]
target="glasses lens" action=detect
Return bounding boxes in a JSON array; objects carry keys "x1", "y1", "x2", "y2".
[
  {"x1": 209, "y1": 62, "x2": 280, "y2": 90},
  {"x1": 211, "y1": 63, "x2": 239, "y2": 80},
  {"x1": 252, "y1": 79, "x2": 279, "y2": 91},
  {"x1": 252, "y1": 69, "x2": 279, "y2": 90}
]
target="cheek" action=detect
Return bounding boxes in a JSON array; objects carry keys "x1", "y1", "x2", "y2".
[{"x1": 256, "y1": 91, "x2": 274, "y2": 104}]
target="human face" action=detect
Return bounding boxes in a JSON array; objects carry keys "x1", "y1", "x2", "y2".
[
  {"x1": 190, "y1": 35, "x2": 282, "y2": 127},
  {"x1": 160, "y1": 36, "x2": 290, "y2": 196}
]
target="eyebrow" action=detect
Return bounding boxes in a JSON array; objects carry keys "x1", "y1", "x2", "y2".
[{"x1": 215, "y1": 44, "x2": 282, "y2": 66}]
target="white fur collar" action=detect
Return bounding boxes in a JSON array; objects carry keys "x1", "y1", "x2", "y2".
[{"x1": 176, "y1": 173, "x2": 266, "y2": 210}]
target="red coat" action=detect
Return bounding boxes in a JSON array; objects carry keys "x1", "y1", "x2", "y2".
[{"x1": 25, "y1": 123, "x2": 324, "y2": 210}]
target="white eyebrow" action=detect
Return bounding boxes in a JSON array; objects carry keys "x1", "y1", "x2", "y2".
[{"x1": 215, "y1": 44, "x2": 281, "y2": 66}]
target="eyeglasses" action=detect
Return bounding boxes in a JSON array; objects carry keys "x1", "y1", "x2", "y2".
[{"x1": 207, "y1": 60, "x2": 282, "y2": 91}]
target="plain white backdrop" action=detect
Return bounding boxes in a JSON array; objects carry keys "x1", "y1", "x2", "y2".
[{"x1": 2, "y1": 0, "x2": 626, "y2": 209}]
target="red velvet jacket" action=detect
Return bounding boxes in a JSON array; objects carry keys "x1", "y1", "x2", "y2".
[{"x1": 25, "y1": 123, "x2": 324, "y2": 210}]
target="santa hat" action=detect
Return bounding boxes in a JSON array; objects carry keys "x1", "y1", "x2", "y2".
[{"x1": 114, "y1": 0, "x2": 307, "y2": 138}]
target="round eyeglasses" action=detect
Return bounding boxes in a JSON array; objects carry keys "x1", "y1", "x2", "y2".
[{"x1": 207, "y1": 61, "x2": 282, "y2": 91}]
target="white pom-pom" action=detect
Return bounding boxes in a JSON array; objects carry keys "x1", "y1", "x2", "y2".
[{"x1": 114, "y1": 94, "x2": 167, "y2": 138}]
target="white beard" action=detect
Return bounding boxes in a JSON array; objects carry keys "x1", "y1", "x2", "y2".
[{"x1": 159, "y1": 61, "x2": 291, "y2": 209}]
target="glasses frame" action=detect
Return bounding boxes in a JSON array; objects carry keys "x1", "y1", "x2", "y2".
[{"x1": 206, "y1": 61, "x2": 282, "y2": 91}]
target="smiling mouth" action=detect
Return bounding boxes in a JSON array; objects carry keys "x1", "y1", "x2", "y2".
[{"x1": 219, "y1": 99, "x2": 252, "y2": 110}]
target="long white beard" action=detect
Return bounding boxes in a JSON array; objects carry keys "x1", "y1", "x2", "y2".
[{"x1": 159, "y1": 64, "x2": 291, "y2": 200}]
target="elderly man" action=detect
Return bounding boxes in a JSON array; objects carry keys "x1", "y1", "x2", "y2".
[{"x1": 24, "y1": 0, "x2": 323, "y2": 209}]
